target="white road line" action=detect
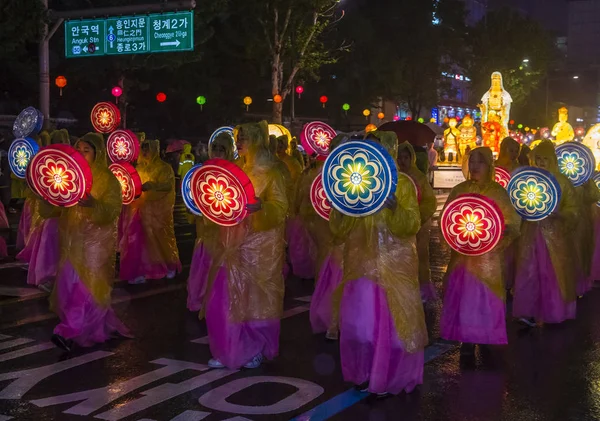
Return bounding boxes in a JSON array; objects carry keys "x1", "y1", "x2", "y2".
[
  {"x1": 0, "y1": 287, "x2": 43, "y2": 298},
  {"x1": 0, "y1": 335, "x2": 11, "y2": 340},
  {"x1": 294, "y1": 296, "x2": 312, "y2": 303},
  {"x1": 0, "y1": 262, "x2": 27, "y2": 270},
  {"x1": 0, "y1": 342, "x2": 55, "y2": 363},
  {"x1": 171, "y1": 410, "x2": 210, "y2": 421},
  {"x1": 0, "y1": 338, "x2": 34, "y2": 351}
]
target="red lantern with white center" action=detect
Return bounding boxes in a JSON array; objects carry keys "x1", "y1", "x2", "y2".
[
  {"x1": 109, "y1": 162, "x2": 142, "y2": 205},
  {"x1": 190, "y1": 158, "x2": 257, "y2": 227},
  {"x1": 296, "y1": 85, "x2": 304, "y2": 98},
  {"x1": 90, "y1": 102, "x2": 121, "y2": 133},
  {"x1": 310, "y1": 173, "x2": 331, "y2": 220},
  {"x1": 494, "y1": 166, "x2": 511, "y2": 189},
  {"x1": 440, "y1": 193, "x2": 504, "y2": 256},
  {"x1": 26, "y1": 144, "x2": 93, "y2": 207},
  {"x1": 107, "y1": 130, "x2": 140, "y2": 163},
  {"x1": 300, "y1": 121, "x2": 336, "y2": 161}
]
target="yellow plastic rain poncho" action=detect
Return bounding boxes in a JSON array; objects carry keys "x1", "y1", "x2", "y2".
[
  {"x1": 397, "y1": 141, "x2": 437, "y2": 288},
  {"x1": 202, "y1": 121, "x2": 288, "y2": 322},
  {"x1": 289, "y1": 138, "x2": 305, "y2": 169},
  {"x1": 178, "y1": 143, "x2": 195, "y2": 178},
  {"x1": 330, "y1": 131, "x2": 427, "y2": 352},
  {"x1": 444, "y1": 147, "x2": 521, "y2": 300},
  {"x1": 517, "y1": 140, "x2": 579, "y2": 302},
  {"x1": 495, "y1": 137, "x2": 521, "y2": 173},
  {"x1": 50, "y1": 129, "x2": 70, "y2": 146},
  {"x1": 134, "y1": 139, "x2": 180, "y2": 273},
  {"x1": 51, "y1": 133, "x2": 122, "y2": 307},
  {"x1": 268, "y1": 135, "x2": 293, "y2": 213},
  {"x1": 276, "y1": 135, "x2": 303, "y2": 214}
]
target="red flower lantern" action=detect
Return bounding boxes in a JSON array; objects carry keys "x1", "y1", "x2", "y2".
[
  {"x1": 296, "y1": 85, "x2": 304, "y2": 98},
  {"x1": 55, "y1": 76, "x2": 67, "y2": 96},
  {"x1": 156, "y1": 92, "x2": 167, "y2": 103},
  {"x1": 112, "y1": 86, "x2": 123, "y2": 104},
  {"x1": 320, "y1": 95, "x2": 328, "y2": 108}
]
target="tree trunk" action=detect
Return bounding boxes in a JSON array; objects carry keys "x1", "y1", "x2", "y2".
[{"x1": 272, "y1": 101, "x2": 283, "y2": 124}]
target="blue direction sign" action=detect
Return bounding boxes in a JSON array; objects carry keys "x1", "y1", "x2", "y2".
[{"x1": 64, "y1": 11, "x2": 194, "y2": 58}]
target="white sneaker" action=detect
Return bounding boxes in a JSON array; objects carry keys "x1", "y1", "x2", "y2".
[
  {"x1": 166, "y1": 270, "x2": 176, "y2": 279},
  {"x1": 518, "y1": 317, "x2": 536, "y2": 328},
  {"x1": 208, "y1": 358, "x2": 225, "y2": 369},
  {"x1": 38, "y1": 282, "x2": 53, "y2": 293},
  {"x1": 243, "y1": 353, "x2": 264, "y2": 369},
  {"x1": 128, "y1": 276, "x2": 146, "y2": 285}
]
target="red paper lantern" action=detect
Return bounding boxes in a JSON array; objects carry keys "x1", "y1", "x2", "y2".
[
  {"x1": 296, "y1": 85, "x2": 304, "y2": 98},
  {"x1": 55, "y1": 75, "x2": 67, "y2": 96},
  {"x1": 112, "y1": 86, "x2": 122, "y2": 98},
  {"x1": 109, "y1": 162, "x2": 142, "y2": 205},
  {"x1": 156, "y1": 92, "x2": 167, "y2": 103},
  {"x1": 406, "y1": 116, "x2": 412, "y2": 121},
  {"x1": 320, "y1": 95, "x2": 328, "y2": 108},
  {"x1": 393, "y1": 115, "x2": 400, "y2": 121}
]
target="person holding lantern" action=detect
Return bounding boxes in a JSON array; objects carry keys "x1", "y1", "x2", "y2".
[
  {"x1": 513, "y1": 140, "x2": 579, "y2": 326},
  {"x1": 204, "y1": 121, "x2": 288, "y2": 370},
  {"x1": 331, "y1": 131, "x2": 427, "y2": 397},
  {"x1": 440, "y1": 147, "x2": 520, "y2": 355},
  {"x1": 51, "y1": 133, "x2": 131, "y2": 351},
  {"x1": 177, "y1": 143, "x2": 195, "y2": 180},
  {"x1": 120, "y1": 139, "x2": 181, "y2": 284},
  {"x1": 397, "y1": 141, "x2": 438, "y2": 303},
  {"x1": 187, "y1": 133, "x2": 235, "y2": 312}
]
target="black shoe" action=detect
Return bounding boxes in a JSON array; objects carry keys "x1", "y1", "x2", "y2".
[
  {"x1": 460, "y1": 342, "x2": 475, "y2": 356},
  {"x1": 354, "y1": 382, "x2": 369, "y2": 393},
  {"x1": 51, "y1": 334, "x2": 72, "y2": 352}
]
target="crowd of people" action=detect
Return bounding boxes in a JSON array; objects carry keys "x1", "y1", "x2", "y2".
[{"x1": 2, "y1": 122, "x2": 599, "y2": 398}]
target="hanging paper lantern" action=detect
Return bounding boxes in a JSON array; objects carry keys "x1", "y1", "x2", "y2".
[
  {"x1": 441, "y1": 193, "x2": 505, "y2": 256},
  {"x1": 517, "y1": 124, "x2": 523, "y2": 129},
  {"x1": 494, "y1": 166, "x2": 511, "y2": 188},
  {"x1": 418, "y1": 117, "x2": 425, "y2": 123},
  {"x1": 243, "y1": 96, "x2": 253, "y2": 111},
  {"x1": 365, "y1": 123, "x2": 377, "y2": 132},
  {"x1": 109, "y1": 162, "x2": 142, "y2": 205},
  {"x1": 322, "y1": 140, "x2": 397, "y2": 217},
  {"x1": 507, "y1": 166, "x2": 561, "y2": 221},
  {"x1": 26, "y1": 144, "x2": 93, "y2": 207},
  {"x1": 378, "y1": 112, "x2": 385, "y2": 120},
  {"x1": 363, "y1": 109, "x2": 371, "y2": 117},
  {"x1": 190, "y1": 157, "x2": 257, "y2": 227},
  {"x1": 300, "y1": 121, "x2": 336, "y2": 161},
  {"x1": 156, "y1": 92, "x2": 167, "y2": 103},
  {"x1": 13, "y1": 107, "x2": 44, "y2": 138},
  {"x1": 112, "y1": 86, "x2": 123, "y2": 98},
  {"x1": 556, "y1": 142, "x2": 595, "y2": 187},
  {"x1": 107, "y1": 130, "x2": 140, "y2": 163},
  {"x1": 273, "y1": 94, "x2": 283, "y2": 104},
  {"x1": 182, "y1": 164, "x2": 203, "y2": 216},
  {"x1": 393, "y1": 116, "x2": 400, "y2": 122},
  {"x1": 406, "y1": 116, "x2": 412, "y2": 121},
  {"x1": 55, "y1": 76, "x2": 67, "y2": 96},
  {"x1": 320, "y1": 96, "x2": 328, "y2": 108},
  {"x1": 342, "y1": 103, "x2": 350, "y2": 112},
  {"x1": 9, "y1": 137, "x2": 39, "y2": 179},
  {"x1": 196, "y1": 96, "x2": 207, "y2": 106},
  {"x1": 295, "y1": 85, "x2": 304, "y2": 98},
  {"x1": 310, "y1": 173, "x2": 331, "y2": 221},
  {"x1": 90, "y1": 102, "x2": 121, "y2": 133},
  {"x1": 509, "y1": 120, "x2": 515, "y2": 125},
  {"x1": 209, "y1": 126, "x2": 238, "y2": 160}
]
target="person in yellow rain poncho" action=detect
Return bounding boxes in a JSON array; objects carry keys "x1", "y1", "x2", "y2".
[
  {"x1": 119, "y1": 139, "x2": 181, "y2": 284},
  {"x1": 440, "y1": 148, "x2": 520, "y2": 355},
  {"x1": 303, "y1": 135, "x2": 346, "y2": 339},
  {"x1": 513, "y1": 140, "x2": 578, "y2": 325},
  {"x1": 177, "y1": 143, "x2": 195, "y2": 179},
  {"x1": 203, "y1": 121, "x2": 288, "y2": 370},
  {"x1": 50, "y1": 133, "x2": 131, "y2": 351},
  {"x1": 331, "y1": 131, "x2": 427, "y2": 396},
  {"x1": 16, "y1": 130, "x2": 70, "y2": 290},
  {"x1": 289, "y1": 137, "x2": 305, "y2": 169},
  {"x1": 187, "y1": 133, "x2": 235, "y2": 312},
  {"x1": 397, "y1": 141, "x2": 437, "y2": 303}
]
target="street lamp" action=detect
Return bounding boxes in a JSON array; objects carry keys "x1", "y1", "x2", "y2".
[{"x1": 573, "y1": 75, "x2": 580, "y2": 79}]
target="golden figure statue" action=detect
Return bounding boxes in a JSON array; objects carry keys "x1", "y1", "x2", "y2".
[
  {"x1": 458, "y1": 115, "x2": 477, "y2": 158},
  {"x1": 444, "y1": 118, "x2": 460, "y2": 163},
  {"x1": 551, "y1": 107, "x2": 575, "y2": 145},
  {"x1": 479, "y1": 72, "x2": 512, "y2": 139}
]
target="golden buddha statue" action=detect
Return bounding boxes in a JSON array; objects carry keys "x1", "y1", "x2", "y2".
[
  {"x1": 479, "y1": 72, "x2": 512, "y2": 139},
  {"x1": 458, "y1": 115, "x2": 477, "y2": 158},
  {"x1": 444, "y1": 118, "x2": 460, "y2": 163},
  {"x1": 551, "y1": 107, "x2": 575, "y2": 145}
]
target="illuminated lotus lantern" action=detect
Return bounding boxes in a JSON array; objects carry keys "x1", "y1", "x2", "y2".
[
  {"x1": 310, "y1": 173, "x2": 331, "y2": 221},
  {"x1": 300, "y1": 121, "x2": 336, "y2": 161},
  {"x1": 593, "y1": 172, "x2": 600, "y2": 207},
  {"x1": 494, "y1": 166, "x2": 511, "y2": 189},
  {"x1": 268, "y1": 124, "x2": 292, "y2": 141},
  {"x1": 13, "y1": 107, "x2": 44, "y2": 138},
  {"x1": 109, "y1": 162, "x2": 142, "y2": 205},
  {"x1": 26, "y1": 144, "x2": 93, "y2": 207},
  {"x1": 555, "y1": 142, "x2": 595, "y2": 187},
  {"x1": 322, "y1": 140, "x2": 397, "y2": 217},
  {"x1": 107, "y1": 130, "x2": 140, "y2": 163},
  {"x1": 583, "y1": 124, "x2": 600, "y2": 167},
  {"x1": 190, "y1": 158, "x2": 257, "y2": 226},
  {"x1": 90, "y1": 102, "x2": 121, "y2": 133},
  {"x1": 209, "y1": 126, "x2": 238, "y2": 160},
  {"x1": 182, "y1": 164, "x2": 203, "y2": 216},
  {"x1": 441, "y1": 193, "x2": 505, "y2": 256},
  {"x1": 507, "y1": 166, "x2": 561, "y2": 221},
  {"x1": 9, "y1": 137, "x2": 39, "y2": 179}
]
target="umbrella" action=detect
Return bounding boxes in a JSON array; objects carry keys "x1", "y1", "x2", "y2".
[
  {"x1": 165, "y1": 139, "x2": 190, "y2": 153},
  {"x1": 426, "y1": 122, "x2": 444, "y2": 136},
  {"x1": 378, "y1": 121, "x2": 436, "y2": 147}
]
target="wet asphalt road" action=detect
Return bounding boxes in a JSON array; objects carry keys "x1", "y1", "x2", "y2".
[{"x1": 1, "y1": 196, "x2": 600, "y2": 421}]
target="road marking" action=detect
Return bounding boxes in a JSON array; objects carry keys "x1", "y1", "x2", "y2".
[
  {"x1": 294, "y1": 296, "x2": 312, "y2": 303},
  {"x1": 171, "y1": 410, "x2": 210, "y2": 421},
  {"x1": 0, "y1": 415, "x2": 13, "y2": 420},
  {"x1": 288, "y1": 341, "x2": 456, "y2": 421},
  {"x1": 0, "y1": 287, "x2": 42, "y2": 298},
  {"x1": 0, "y1": 262, "x2": 28, "y2": 270},
  {"x1": 0, "y1": 343, "x2": 56, "y2": 363},
  {"x1": 0, "y1": 335, "x2": 11, "y2": 340},
  {"x1": 0, "y1": 338, "x2": 34, "y2": 351}
]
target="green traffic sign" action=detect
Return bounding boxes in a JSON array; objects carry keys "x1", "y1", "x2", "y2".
[{"x1": 64, "y1": 11, "x2": 194, "y2": 58}]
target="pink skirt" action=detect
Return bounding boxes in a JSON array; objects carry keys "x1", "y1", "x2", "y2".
[
  {"x1": 206, "y1": 266, "x2": 280, "y2": 369},
  {"x1": 513, "y1": 230, "x2": 576, "y2": 324},
  {"x1": 590, "y1": 217, "x2": 600, "y2": 283},
  {"x1": 16, "y1": 200, "x2": 32, "y2": 251},
  {"x1": 340, "y1": 278, "x2": 424, "y2": 395},
  {"x1": 287, "y1": 217, "x2": 315, "y2": 279},
  {"x1": 53, "y1": 261, "x2": 131, "y2": 347},
  {"x1": 440, "y1": 266, "x2": 507, "y2": 345},
  {"x1": 186, "y1": 242, "x2": 211, "y2": 312},
  {"x1": 310, "y1": 253, "x2": 343, "y2": 334},
  {"x1": 16, "y1": 218, "x2": 59, "y2": 286}
]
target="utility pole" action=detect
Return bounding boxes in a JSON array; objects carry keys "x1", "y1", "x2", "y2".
[{"x1": 39, "y1": 0, "x2": 49, "y2": 128}]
